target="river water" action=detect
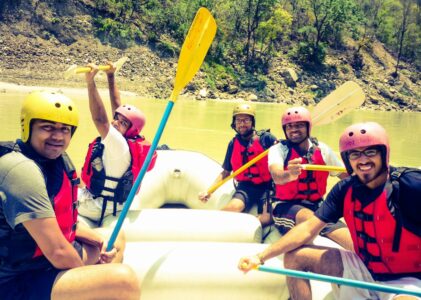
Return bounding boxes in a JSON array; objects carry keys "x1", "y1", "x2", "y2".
[{"x1": 1, "y1": 89, "x2": 420, "y2": 172}]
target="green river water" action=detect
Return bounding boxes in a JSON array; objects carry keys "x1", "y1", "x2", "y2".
[{"x1": 1, "y1": 89, "x2": 420, "y2": 173}]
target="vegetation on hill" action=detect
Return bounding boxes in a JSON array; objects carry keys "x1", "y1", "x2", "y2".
[{"x1": 0, "y1": 0, "x2": 419, "y2": 111}]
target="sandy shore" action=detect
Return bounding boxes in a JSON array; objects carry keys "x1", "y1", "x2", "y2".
[{"x1": 0, "y1": 81, "x2": 139, "y2": 98}]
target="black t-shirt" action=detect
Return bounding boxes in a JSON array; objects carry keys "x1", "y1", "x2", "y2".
[
  {"x1": 222, "y1": 130, "x2": 277, "y2": 172},
  {"x1": 315, "y1": 167, "x2": 421, "y2": 234}
]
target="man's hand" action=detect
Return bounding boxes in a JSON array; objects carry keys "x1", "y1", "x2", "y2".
[
  {"x1": 287, "y1": 157, "x2": 303, "y2": 181},
  {"x1": 99, "y1": 243, "x2": 117, "y2": 264},
  {"x1": 85, "y1": 63, "x2": 99, "y2": 83},
  {"x1": 198, "y1": 191, "x2": 211, "y2": 203},
  {"x1": 104, "y1": 61, "x2": 117, "y2": 76},
  {"x1": 238, "y1": 254, "x2": 262, "y2": 273}
]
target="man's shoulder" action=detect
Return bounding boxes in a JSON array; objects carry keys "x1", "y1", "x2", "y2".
[
  {"x1": 313, "y1": 140, "x2": 332, "y2": 151},
  {"x1": 0, "y1": 151, "x2": 32, "y2": 166},
  {"x1": 389, "y1": 166, "x2": 421, "y2": 191},
  {"x1": 0, "y1": 151, "x2": 40, "y2": 184}
]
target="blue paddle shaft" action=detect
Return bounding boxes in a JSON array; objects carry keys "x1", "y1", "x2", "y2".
[
  {"x1": 106, "y1": 101, "x2": 175, "y2": 251},
  {"x1": 258, "y1": 265, "x2": 421, "y2": 297}
]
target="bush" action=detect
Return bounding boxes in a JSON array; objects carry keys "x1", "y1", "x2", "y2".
[{"x1": 93, "y1": 17, "x2": 141, "y2": 49}]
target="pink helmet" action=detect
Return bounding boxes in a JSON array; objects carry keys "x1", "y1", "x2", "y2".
[
  {"x1": 281, "y1": 106, "x2": 312, "y2": 135},
  {"x1": 339, "y1": 122, "x2": 389, "y2": 174},
  {"x1": 115, "y1": 104, "x2": 145, "y2": 138}
]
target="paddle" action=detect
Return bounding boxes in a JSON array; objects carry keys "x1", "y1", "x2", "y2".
[
  {"x1": 106, "y1": 7, "x2": 217, "y2": 251},
  {"x1": 63, "y1": 56, "x2": 128, "y2": 79},
  {"x1": 302, "y1": 164, "x2": 346, "y2": 172},
  {"x1": 257, "y1": 265, "x2": 421, "y2": 297},
  {"x1": 206, "y1": 81, "x2": 365, "y2": 195}
]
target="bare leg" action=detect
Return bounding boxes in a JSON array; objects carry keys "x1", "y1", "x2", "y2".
[
  {"x1": 284, "y1": 245, "x2": 343, "y2": 300},
  {"x1": 221, "y1": 197, "x2": 245, "y2": 212},
  {"x1": 295, "y1": 207, "x2": 314, "y2": 224},
  {"x1": 51, "y1": 264, "x2": 140, "y2": 300}
]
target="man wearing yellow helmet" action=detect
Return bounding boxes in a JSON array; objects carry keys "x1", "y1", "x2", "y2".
[
  {"x1": 78, "y1": 61, "x2": 156, "y2": 226},
  {"x1": 199, "y1": 103, "x2": 277, "y2": 225},
  {"x1": 0, "y1": 91, "x2": 140, "y2": 299}
]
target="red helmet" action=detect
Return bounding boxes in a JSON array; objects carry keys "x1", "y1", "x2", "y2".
[
  {"x1": 115, "y1": 104, "x2": 145, "y2": 138},
  {"x1": 339, "y1": 122, "x2": 389, "y2": 174},
  {"x1": 281, "y1": 106, "x2": 312, "y2": 135}
]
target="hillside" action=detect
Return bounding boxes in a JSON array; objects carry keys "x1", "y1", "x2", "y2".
[{"x1": 0, "y1": 0, "x2": 419, "y2": 111}]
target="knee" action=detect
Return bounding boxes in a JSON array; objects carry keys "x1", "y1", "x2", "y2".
[
  {"x1": 284, "y1": 248, "x2": 306, "y2": 271},
  {"x1": 111, "y1": 265, "x2": 141, "y2": 298},
  {"x1": 223, "y1": 199, "x2": 245, "y2": 212}
]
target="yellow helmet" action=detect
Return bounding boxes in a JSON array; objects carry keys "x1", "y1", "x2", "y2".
[
  {"x1": 21, "y1": 91, "x2": 79, "y2": 142},
  {"x1": 232, "y1": 103, "x2": 255, "y2": 117},
  {"x1": 231, "y1": 103, "x2": 256, "y2": 130}
]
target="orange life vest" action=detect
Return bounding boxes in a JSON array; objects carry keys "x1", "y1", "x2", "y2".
[
  {"x1": 230, "y1": 135, "x2": 271, "y2": 184},
  {"x1": 0, "y1": 142, "x2": 78, "y2": 266},
  {"x1": 343, "y1": 186, "x2": 421, "y2": 276},
  {"x1": 275, "y1": 143, "x2": 328, "y2": 201}
]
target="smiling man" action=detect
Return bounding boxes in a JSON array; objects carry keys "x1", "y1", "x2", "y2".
[
  {"x1": 199, "y1": 104, "x2": 277, "y2": 225},
  {"x1": 0, "y1": 91, "x2": 140, "y2": 300},
  {"x1": 78, "y1": 61, "x2": 156, "y2": 225},
  {"x1": 268, "y1": 106, "x2": 352, "y2": 250},
  {"x1": 239, "y1": 121, "x2": 421, "y2": 300}
]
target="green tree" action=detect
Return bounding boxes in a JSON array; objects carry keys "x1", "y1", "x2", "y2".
[{"x1": 294, "y1": 0, "x2": 359, "y2": 64}]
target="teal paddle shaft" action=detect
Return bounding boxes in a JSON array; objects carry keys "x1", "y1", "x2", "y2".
[
  {"x1": 106, "y1": 101, "x2": 174, "y2": 250},
  {"x1": 258, "y1": 265, "x2": 421, "y2": 297}
]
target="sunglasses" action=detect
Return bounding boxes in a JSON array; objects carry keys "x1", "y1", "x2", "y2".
[{"x1": 348, "y1": 148, "x2": 380, "y2": 160}]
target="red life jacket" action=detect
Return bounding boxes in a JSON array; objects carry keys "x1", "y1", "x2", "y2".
[
  {"x1": 343, "y1": 186, "x2": 421, "y2": 276},
  {"x1": 0, "y1": 142, "x2": 78, "y2": 266},
  {"x1": 230, "y1": 135, "x2": 271, "y2": 184},
  {"x1": 81, "y1": 136, "x2": 156, "y2": 204},
  {"x1": 274, "y1": 142, "x2": 328, "y2": 201},
  {"x1": 33, "y1": 153, "x2": 78, "y2": 257}
]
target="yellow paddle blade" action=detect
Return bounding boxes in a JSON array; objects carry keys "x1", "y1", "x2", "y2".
[
  {"x1": 63, "y1": 56, "x2": 128, "y2": 79},
  {"x1": 301, "y1": 164, "x2": 346, "y2": 173},
  {"x1": 312, "y1": 81, "x2": 365, "y2": 126},
  {"x1": 169, "y1": 7, "x2": 217, "y2": 102}
]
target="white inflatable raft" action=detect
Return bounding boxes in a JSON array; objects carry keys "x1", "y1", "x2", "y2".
[
  {"x1": 102, "y1": 208, "x2": 263, "y2": 243},
  {"x1": 131, "y1": 149, "x2": 235, "y2": 210},
  {"x1": 93, "y1": 149, "x2": 336, "y2": 300}
]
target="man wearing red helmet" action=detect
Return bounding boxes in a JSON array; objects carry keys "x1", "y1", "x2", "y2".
[
  {"x1": 239, "y1": 122, "x2": 421, "y2": 299},
  {"x1": 268, "y1": 106, "x2": 351, "y2": 249},
  {"x1": 199, "y1": 104, "x2": 277, "y2": 225},
  {"x1": 79, "y1": 62, "x2": 157, "y2": 225}
]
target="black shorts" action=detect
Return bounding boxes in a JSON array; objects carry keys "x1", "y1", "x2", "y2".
[
  {"x1": 0, "y1": 241, "x2": 84, "y2": 300},
  {"x1": 272, "y1": 200, "x2": 346, "y2": 235},
  {"x1": 0, "y1": 267, "x2": 61, "y2": 300},
  {"x1": 233, "y1": 181, "x2": 272, "y2": 213}
]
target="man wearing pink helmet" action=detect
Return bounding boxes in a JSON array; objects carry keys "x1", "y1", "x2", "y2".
[
  {"x1": 79, "y1": 61, "x2": 157, "y2": 225},
  {"x1": 239, "y1": 122, "x2": 421, "y2": 300},
  {"x1": 268, "y1": 106, "x2": 351, "y2": 249}
]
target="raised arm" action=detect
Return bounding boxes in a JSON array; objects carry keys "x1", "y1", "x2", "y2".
[
  {"x1": 85, "y1": 63, "x2": 110, "y2": 139},
  {"x1": 104, "y1": 61, "x2": 121, "y2": 115}
]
